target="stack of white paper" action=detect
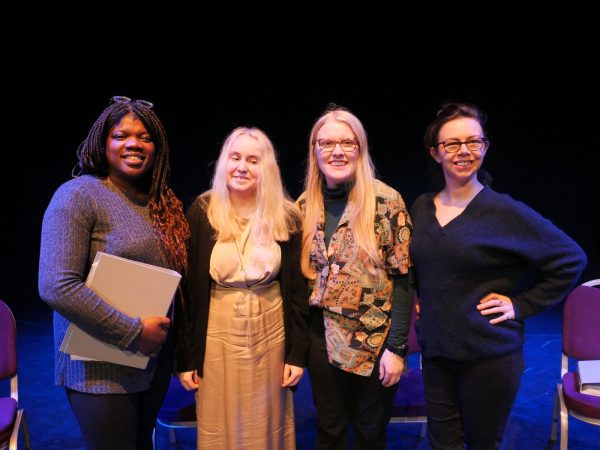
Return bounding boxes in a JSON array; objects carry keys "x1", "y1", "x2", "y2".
[
  {"x1": 577, "y1": 360, "x2": 600, "y2": 396},
  {"x1": 60, "y1": 252, "x2": 181, "y2": 369}
]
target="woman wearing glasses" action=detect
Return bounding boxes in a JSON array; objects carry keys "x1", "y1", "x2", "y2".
[
  {"x1": 39, "y1": 96, "x2": 189, "y2": 450},
  {"x1": 174, "y1": 127, "x2": 310, "y2": 449},
  {"x1": 410, "y1": 102, "x2": 587, "y2": 449},
  {"x1": 297, "y1": 105, "x2": 414, "y2": 449}
]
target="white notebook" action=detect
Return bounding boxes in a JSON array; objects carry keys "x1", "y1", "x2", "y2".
[
  {"x1": 577, "y1": 360, "x2": 600, "y2": 396},
  {"x1": 60, "y1": 252, "x2": 181, "y2": 369}
]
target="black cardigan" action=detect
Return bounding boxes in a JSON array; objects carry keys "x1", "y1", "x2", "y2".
[{"x1": 174, "y1": 195, "x2": 310, "y2": 375}]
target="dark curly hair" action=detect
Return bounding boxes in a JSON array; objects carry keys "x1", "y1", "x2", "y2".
[{"x1": 74, "y1": 98, "x2": 189, "y2": 274}]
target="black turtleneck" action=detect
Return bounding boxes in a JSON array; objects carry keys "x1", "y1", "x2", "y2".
[{"x1": 323, "y1": 183, "x2": 349, "y2": 247}]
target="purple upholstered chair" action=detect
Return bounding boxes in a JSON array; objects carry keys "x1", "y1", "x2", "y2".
[
  {"x1": 551, "y1": 280, "x2": 600, "y2": 449},
  {"x1": 389, "y1": 295, "x2": 427, "y2": 437},
  {"x1": 0, "y1": 299, "x2": 31, "y2": 450},
  {"x1": 154, "y1": 375, "x2": 197, "y2": 445}
]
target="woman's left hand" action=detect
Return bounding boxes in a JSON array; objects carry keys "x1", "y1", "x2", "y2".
[
  {"x1": 477, "y1": 292, "x2": 515, "y2": 324},
  {"x1": 379, "y1": 349, "x2": 406, "y2": 387},
  {"x1": 282, "y1": 364, "x2": 304, "y2": 388}
]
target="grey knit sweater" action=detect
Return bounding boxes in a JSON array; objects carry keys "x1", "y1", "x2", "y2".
[{"x1": 39, "y1": 175, "x2": 170, "y2": 393}]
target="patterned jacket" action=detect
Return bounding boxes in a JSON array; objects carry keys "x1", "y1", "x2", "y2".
[{"x1": 298, "y1": 180, "x2": 412, "y2": 376}]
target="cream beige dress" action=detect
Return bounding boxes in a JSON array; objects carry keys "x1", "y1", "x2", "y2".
[{"x1": 196, "y1": 215, "x2": 295, "y2": 450}]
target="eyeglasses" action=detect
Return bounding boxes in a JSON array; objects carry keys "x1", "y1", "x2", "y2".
[
  {"x1": 436, "y1": 137, "x2": 489, "y2": 153},
  {"x1": 315, "y1": 138, "x2": 359, "y2": 154},
  {"x1": 110, "y1": 95, "x2": 154, "y2": 109}
]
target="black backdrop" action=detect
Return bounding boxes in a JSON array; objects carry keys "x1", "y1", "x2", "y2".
[{"x1": 4, "y1": 13, "x2": 598, "y2": 307}]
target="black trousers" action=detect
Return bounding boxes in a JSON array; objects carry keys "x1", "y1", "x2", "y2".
[
  {"x1": 66, "y1": 344, "x2": 172, "y2": 450},
  {"x1": 422, "y1": 349, "x2": 524, "y2": 450},
  {"x1": 308, "y1": 309, "x2": 399, "y2": 450}
]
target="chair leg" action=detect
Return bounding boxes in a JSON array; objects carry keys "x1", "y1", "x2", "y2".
[
  {"x1": 419, "y1": 422, "x2": 427, "y2": 438},
  {"x1": 20, "y1": 411, "x2": 31, "y2": 450},
  {"x1": 556, "y1": 384, "x2": 569, "y2": 450},
  {"x1": 560, "y1": 416, "x2": 568, "y2": 450},
  {"x1": 8, "y1": 410, "x2": 31, "y2": 450},
  {"x1": 9, "y1": 410, "x2": 23, "y2": 450},
  {"x1": 550, "y1": 386, "x2": 558, "y2": 441},
  {"x1": 169, "y1": 427, "x2": 177, "y2": 444}
]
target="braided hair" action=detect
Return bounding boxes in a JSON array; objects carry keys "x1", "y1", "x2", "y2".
[{"x1": 74, "y1": 99, "x2": 189, "y2": 274}]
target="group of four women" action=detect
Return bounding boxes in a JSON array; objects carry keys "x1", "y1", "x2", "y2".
[{"x1": 39, "y1": 97, "x2": 587, "y2": 450}]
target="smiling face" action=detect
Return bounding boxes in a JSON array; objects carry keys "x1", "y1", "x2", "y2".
[
  {"x1": 315, "y1": 120, "x2": 359, "y2": 188},
  {"x1": 430, "y1": 117, "x2": 488, "y2": 187},
  {"x1": 105, "y1": 113, "x2": 156, "y2": 191},
  {"x1": 226, "y1": 134, "x2": 261, "y2": 200}
]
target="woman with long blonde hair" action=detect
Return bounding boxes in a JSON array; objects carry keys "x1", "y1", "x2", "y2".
[
  {"x1": 297, "y1": 105, "x2": 414, "y2": 449},
  {"x1": 174, "y1": 127, "x2": 310, "y2": 450}
]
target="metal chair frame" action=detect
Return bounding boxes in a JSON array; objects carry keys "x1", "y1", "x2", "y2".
[
  {"x1": 0, "y1": 300, "x2": 31, "y2": 450},
  {"x1": 550, "y1": 279, "x2": 600, "y2": 449}
]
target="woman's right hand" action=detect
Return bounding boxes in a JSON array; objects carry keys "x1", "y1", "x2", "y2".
[
  {"x1": 178, "y1": 370, "x2": 200, "y2": 390},
  {"x1": 135, "y1": 316, "x2": 171, "y2": 357}
]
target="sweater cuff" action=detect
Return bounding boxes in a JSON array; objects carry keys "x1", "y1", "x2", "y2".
[
  {"x1": 511, "y1": 296, "x2": 536, "y2": 321},
  {"x1": 285, "y1": 345, "x2": 308, "y2": 368},
  {"x1": 120, "y1": 318, "x2": 143, "y2": 350}
]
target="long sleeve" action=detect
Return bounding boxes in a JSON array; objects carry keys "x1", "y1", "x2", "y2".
[
  {"x1": 38, "y1": 175, "x2": 171, "y2": 393},
  {"x1": 173, "y1": 196, "x2": 214, "y2": 375},
  {"x1": 502, "y1": 199, "x2": 588, "y2": 320},
  {"x1": 383, "y1": 185, "x2": 414, "y2": 349},
  {"x1": 281, "y1": 228, "x2": 310, "y2": 367},
  {"x1": 39, "y1": 178, "x2": 143, "y2": 348},
  {"x1": 387, "y1": 268, "x2": 415, "y2": 348}
]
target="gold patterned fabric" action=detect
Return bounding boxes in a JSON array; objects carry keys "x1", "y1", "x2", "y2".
[{"x1": 299, "y1": 180, "x2": 412, "y2": 376}]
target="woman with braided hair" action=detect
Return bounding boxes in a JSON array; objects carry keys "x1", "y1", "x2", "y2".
[{"x1": 39, "y1": 96, "x2": 190, "y2": 450}]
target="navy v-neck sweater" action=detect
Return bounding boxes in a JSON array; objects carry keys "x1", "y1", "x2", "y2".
[{"x1": 410, "y1": 187, "x2": 587, "y2": 361}]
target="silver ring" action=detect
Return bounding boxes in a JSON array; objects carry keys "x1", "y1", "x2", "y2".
[{"x1": 505, "y1": 314, "x2": 509, "y2": 320}]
